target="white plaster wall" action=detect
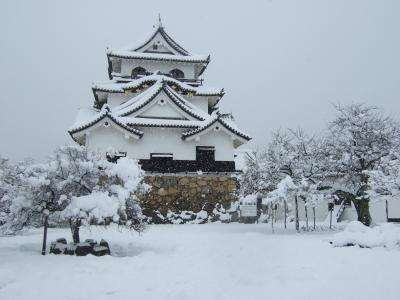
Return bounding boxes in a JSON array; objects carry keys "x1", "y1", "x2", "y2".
[
  {"x1": 267, "y1": 197, "x2": 400, "y2": 224},
  {"x1": 123, "y1": 90, "x2": 202, "y2": 121},
  {"x1": 107, "y1": 90, "x2": 209, "y2": 114},
  {"x1": 369, "y1": 198, "x2": 400, "y2": 223},
  {"x1": 189, "y1": 96, "x2": 208, "y2": 113},
  {"x1": 139, "y1": 100, "x2": 187, "y2": 119},
  {"x1": 107, "y1": 93, "x2": 136, "y2": 108},
  {"x1": 273, "y1": 200, "x2": 330, "y2": 222},
  {"x1": 386, "y1": 198, "x2": 400, "y2": 219},
  {"x1": 370, "y1": 201, "x2": 387, "y2": 223},
  {"x1": 86, "y1": 123, "x2": 235, "y2": 161},
  {"x1": 121, "y1": 59, "x2": 195, "y2": 79}
]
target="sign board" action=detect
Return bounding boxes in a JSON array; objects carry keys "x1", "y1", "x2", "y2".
[{"x1": 240, "y1": 204, "x2": 257, "y2": 217}]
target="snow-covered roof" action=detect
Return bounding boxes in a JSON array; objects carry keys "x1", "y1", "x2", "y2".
[
  {"x1": 68, "y1": 105, "x2": 143, "y2": 143},
  {"x1": 106, "y1": 24, "x2": 210, "y2": 74},
  {"x1": 182, "y1": 114, "x2": 251, "y2": 147},
  {"x1": 113, "y1": 81, "x2": 209, "y2": 121},
  {"x1": 120, "y1": 117, "x2": 201, "y2": 128},
  {"x1": 107, "y1": 50, "x2": 210, "y2": 64},
  {"x1": 92, "y1": 75, "x2": 224, "y2": 97},
  {"x1": 128, "y1": 24, "x2": 191, "y2": 56},
  {"x1": 69, "y1": 104, "x2": 250, "y2": 147}
]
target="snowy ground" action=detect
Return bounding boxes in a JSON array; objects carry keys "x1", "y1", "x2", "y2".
[{"x1": 1, "y1": 223, "x2": 400, "y2": 300}]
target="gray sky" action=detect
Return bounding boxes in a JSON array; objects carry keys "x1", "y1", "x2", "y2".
[{"x1": 1, "y1": 0, "x2": 399, "y2": 161}]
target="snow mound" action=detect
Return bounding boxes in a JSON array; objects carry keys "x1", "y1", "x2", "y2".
[{"x1": 330, "y1": 221, "x2": 400, "y2": 249}]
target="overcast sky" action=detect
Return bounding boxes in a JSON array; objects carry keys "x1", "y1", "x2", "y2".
[{"x1": 1, "y1": 0, "x2": 399, "y2": 161}]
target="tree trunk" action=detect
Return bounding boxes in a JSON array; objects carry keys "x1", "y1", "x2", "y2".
[
  {"x1": 358, "y1": 200, "x2": 372, "y2": 226},
  {"x1": 70, "y1": 220, "x2": 81, "y2": 244},
  {"x1": 335, "y1": 189, "x2": 372, "y2": 226},
  {"x1": 41, "y1": 216, "x2": 48, "y2": 255},
  {"x1": 294, "y1": 196, "x2": 299, "y2": 232},
  {"x1": 353, "y1": 185, "x2": 372, "y2": 226}
]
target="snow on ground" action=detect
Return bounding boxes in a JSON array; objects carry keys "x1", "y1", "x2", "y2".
[
  {"x1": 330, "y1": 221, "x2": 400, "y2": 249},
  {"x1": 1, "y1": 223, "x2": 400, "y2": 300}
]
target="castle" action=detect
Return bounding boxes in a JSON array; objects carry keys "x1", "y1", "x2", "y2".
[
  {"x1": 69, "y1": 19, "x2": 250, "y2": 173},
  {"x1": 69, "y1": 19, "x2": 250, "y2": 220}
]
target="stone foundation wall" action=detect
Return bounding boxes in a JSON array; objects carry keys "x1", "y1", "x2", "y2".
[{"x1": 138, "y1": 174, "x2": 239, "y2": 223}]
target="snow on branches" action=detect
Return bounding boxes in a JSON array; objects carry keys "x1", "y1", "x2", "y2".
[
  {"x1": 0, "y1": 146, "x2": 148, "y2": 241},
  {"x1": 242, "y1": 103, "x2": 400, "y2": 226}
]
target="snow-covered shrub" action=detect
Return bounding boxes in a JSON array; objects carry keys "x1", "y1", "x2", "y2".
[
  {"x1": 330, "y1": 221, "x2": 400, "y2": 249},
  {"x1": 55, "y1": 151, "x2": 148, "y2": 242},
  {"x1": 1, "y1": 146, "x2": 148, "y2": 246}
]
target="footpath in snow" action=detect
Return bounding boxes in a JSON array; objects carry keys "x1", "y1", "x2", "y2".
[{"x1": 1, "y1": 223, "x2": 400, "y2": 300}]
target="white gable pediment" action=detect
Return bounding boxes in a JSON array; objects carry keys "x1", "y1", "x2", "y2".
[
  {"x1": 74, "y1": 117, "x2": 142, "y2": 143},
  {"x1": 135, "y1": 91, "x2": 189, "y2": 120},
  {"x1": 139, "y1": 32, "x2": 179, "y2": 55},
  {"x1": 184, "y1": 119, "x2": 249, "y2": 148}
]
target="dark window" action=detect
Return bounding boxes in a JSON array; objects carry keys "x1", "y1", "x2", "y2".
[
  {"x1": 150, "y1": 153, "x2": 173, "y2": 159},
  {"x1": 196, "y1": 146, "x2": 215, "y2": 171},
  {"x1": 131, "y1": 67, "x2": 147, "y2": 79},
  {"x1": 112, "y1": 59, "x2": 121, "y2": 73},
  {"x1": 169, "y1": 68, "x2": 185, "y2": 79},
  {"x1": 149, "y1": 153, "x2": 173, "y2": 172}
]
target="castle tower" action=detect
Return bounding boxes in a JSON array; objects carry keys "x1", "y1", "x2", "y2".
[{"x1": 69, "y1": 21, "x2": 251, "y2": 173}]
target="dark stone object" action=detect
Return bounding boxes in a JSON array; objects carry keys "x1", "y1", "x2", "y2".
[
  {"x1": 99, "y1": 239, "x2": 109, "y2": 248},
  {"x1": 49, "y1": 242, "x2": 66, "y2": 255},
  {"x1": 56, "y1": 238, "x2": 67, "y2": 244},
  {"x1": 85, "y1": 239, "x2": 98, "y2": 247},
  {"x1": 75, "y1": 242, "x2": 93, "y2": 256},
  {"x1": 64, "y1": 244, "x2": 77, "y2": 255},
  {"x1": 49, "y1": 239, "x2": 110, "y2": 256},
  {"x1": 91, "y1": 245, "x2": 110, "y2": 256}
]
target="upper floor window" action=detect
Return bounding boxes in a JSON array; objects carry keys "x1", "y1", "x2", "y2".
[
  {"x1": 112, "y1": 59, "x2": 121, "y2": 73},
  {"x1": 131, "y1": 67, "x2": 147, "y2": 79},
  {"x1": 169, "y1": 68, "x2": 185, "y2": 79}
]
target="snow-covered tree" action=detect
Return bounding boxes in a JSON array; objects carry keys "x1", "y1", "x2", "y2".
[
  {"x1": 366, "y1": 150, "x2": 400, "y2": 201},
  {"x1": 60, "y1": 155, "x2": 147, "y2": 243},
  {"x1": 1, "y1": 146, "x2": 148, "y2": 253},
  {"x1": 0, "y1": 157, "x2": 11, "y2": 226},
  {"x1": 240, "y1": 130, "x2": 297, "y2": 197},
  {"x1": 243, "y1": 129, "x2": 328, "y2": 230},
  {"x1": 325, "y1": 103, "x2": 400, "y2": 225},
  {"x1": 0, "y1": 157, "x2": 32, "y2": 229}
]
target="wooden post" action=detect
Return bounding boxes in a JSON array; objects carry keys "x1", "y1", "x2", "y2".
[
  {"x1": 313, "y1": 207, "x2": 316, "y2": 230},
  {"x1": 295, "y1": 196, "x2": 299, "y2": 232},
  {"x1": 41, "y1": 215, "x2": 48, "y2": 256},
  {"x1": 385, "y1": 199, "x2": 389, "y2": 222},
  {"x1": 329, "y1": 209, "x2": 333, "y2": 229}
]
